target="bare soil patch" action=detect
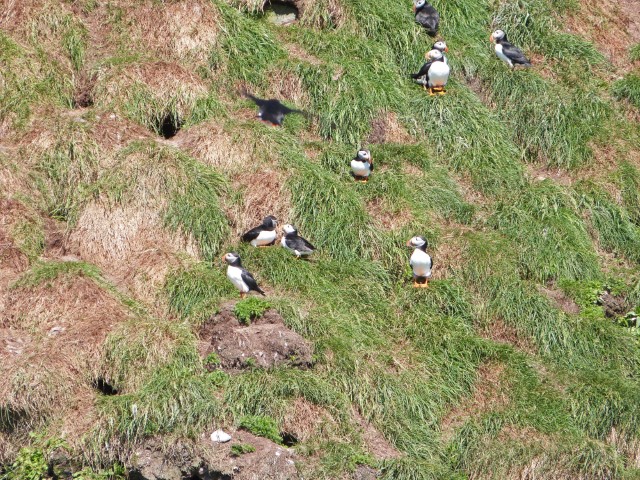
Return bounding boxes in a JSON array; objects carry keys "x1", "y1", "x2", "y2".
[
  {"x1": 198, "y1": 304, "x2": 313, "y2": 371},
  {"x1": 353, "y1": 410, "x2": 402, "y2": 460},
  {"x1": 538, "y1": 284, "x2": 580, "y2": 315},
  {"x1": 440, "y1": 361, "x2": 510, "y2": 443}
]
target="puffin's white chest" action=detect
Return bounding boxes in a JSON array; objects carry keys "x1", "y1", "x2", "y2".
[
  {"x1": 410, "y1": 249, "x2": 432, "y2": 277},
  {"x1": 428, "y1": 62, "x2": 450, "y2": 87},
  {"x1": 351, "y1": 159, "x2": 371, "y2": 177},
  {"x1": 251, "y1": 229, "x2": 277, "y2": 247},
  {"x1": 494, "y1": 44, "x2": 512, "y2": 66},
  {"x1": 227, "y1": 265, "x2": 249, "y2": 292}
]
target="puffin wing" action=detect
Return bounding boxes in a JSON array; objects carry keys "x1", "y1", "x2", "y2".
[
  {"x1": 286, "y1": 235, "x2": 315, "y2": 253},
  {"x1": 416, "y1": 7, "x2": 439, "y2": 35},
  {"x1": 502, "y1": 42, "x2": 531, "y2": 65},
  {"x1": 411, "y1": 61, "x2": 434, "y2": 79},
  {"x1": 241, "y1": 268, "x2": 265, "y2": 295},
  {"x1": 241, "y1": 225, "x2": 263, "y2": 242},
  {"x1": 243, "y1": 92, "x2": 268, "y2": 107}
]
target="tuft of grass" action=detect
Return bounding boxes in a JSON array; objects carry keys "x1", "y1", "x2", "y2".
[
  {"x1": 575, "y1": 182, "x2": 640, "y2": 263},
  {"x1": 165, "y1": 262, "x2": 237, "y2": 323},
  {"x1": 238, "y1": 415, "x2": 283, "y2": 444},
  {"x1": 490, "y1": 181, "x2": 599, "y2": 282},
  {"x1": 612, "y1": 74, "x2": 640, "y2": 109},
  {"x1": 234, "y1": 298, "x2": 272, "y2": 325},
  {"x1": 230, "y1": 443, "x2": 256, "y2": 456},
  {"x1": 11, "y1": 260, "x2": 102, "y2": 290},
  {"x1": 618, "y1": 163, "x2": 640, "y2": 225}
]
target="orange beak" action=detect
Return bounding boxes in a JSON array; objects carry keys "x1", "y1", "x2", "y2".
[
  {"x1": 369, "y1": 156, "x2": 373, "y2": 164},
  {"x1": 221, "y1": 255, "x2": 227, "y2": 263},
  {"x1": 406, "y1": 240, "x2": 413, "y2": 247},
  {"x1": 445, "y1": 47, "x2": 449, "y2": 52},
  {"x1": 489, "y1": 33, "x2": 494, "y2": 42},
  {"x1": 412, "y1": 6, "x2": 416, "y2": 12}
]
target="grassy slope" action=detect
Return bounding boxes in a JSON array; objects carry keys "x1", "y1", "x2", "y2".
[{"x1": 1, "y1": 0, "x2": 640, "y2": 478}]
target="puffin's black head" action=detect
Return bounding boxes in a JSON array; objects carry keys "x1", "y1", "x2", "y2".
[
  {"x1": 433, "y1": 41, "x2": 448, "y2": 53},
  {"x1": 222, "y1": 252, "x2": 241, "y2": 266},
  {"x1": 262, "y1": 215, "x2": 278, "y2": 229},
  {"x1": 283, "y1": 224, "x2": 297, "y2": 236},
  {"x1": 490, "y1": 29, "x2": 506, "y2": 43},
  {"x1": 356, "y1": 149, "x2": 372, "y2": 162},
  {"x1": 413, "y1": 0, "x2": 427, "y2": 12},
  {"x1": 406, "y1": 236, "x2": 428, "y2": 250}
]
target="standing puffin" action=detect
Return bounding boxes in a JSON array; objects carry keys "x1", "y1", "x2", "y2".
[
  {"x1": 243, "y1": 91, "x2": 305, "y2": 126},
  {"x1": 413, "y1": 0, "x2": 439, "y2": 37},
  {"x1": 407, "y1": 236, "x2": 433, "y2": 288},
  {"x1": 411, "y1": 49, "x2": 450, "y2": 95},
  {"x1": 281, "y1": 224, "x2": 315, "y2": 258},
  {"x1": 241, "y1": 215, "x2": 278, "y2": 247},
  {"x1": 222, "y1": 252, "x2": 265, "y2": 298},
  {"x1": 490, "y1": 30, "x2": 531, "y2": 69},
  {"x1": 432, "y1": 41, "x2": 448, "y2": 64},
  {"x1": 351, "y1": 149, "x2": 374, "y2": 183}
]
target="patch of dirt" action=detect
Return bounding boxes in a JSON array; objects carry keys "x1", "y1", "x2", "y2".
[
  {"x1": 367, "y1": 112, "x2": 413, "y2": 145},
  {"x1": 175, "y1": 120, "x2": 254, "y2": 174},
  {"x1": 440, "y1": 362, "x2": 510, "y2": 443},
  {"x1": 353, "y1": 411, "x2": 402, "y2": 460},
  {"x1": 198, "y1": 304, "x2": 313, "y2": 371},
  {"x1": 478, "y1": 318, "x2": 536, "y2": 355},
  {"x1": 131, "y1": 431, "x2": 299, "y2": 480},
  {"x1": 598, "y1": 291, "x2": 630, "y2": 318},
  {"x1": 281, "y1": 398, "x2": 339, "y2": 444},
  {"x1": 526, "y1": 163, "x2": 574, "y2": 187},
  {"x1": 353, "y1": 465, "x2": 380, "y2": 480},
  {"x1": 564, "y1": 0, "x2": 640, "y2": 71},
  {"x1": 607, "y1": 427, "x2": 640, "y2": 468},
  {"x1": 285, "y1": 43, "x2": 324, "y2": 66},
  {"x1": 366, "y1": 198, "x2": 413, "y2": 231},
  {"x1": 73, "y1": 72, "x2": 97, "y2": 108},
  {"x1": 538, "y1": 285, "x2": 580, "y2": 315}
]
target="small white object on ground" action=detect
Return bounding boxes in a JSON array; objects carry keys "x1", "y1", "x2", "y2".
[{"x1": 211, "y1": 429, "x2": 232, "y2": 443}]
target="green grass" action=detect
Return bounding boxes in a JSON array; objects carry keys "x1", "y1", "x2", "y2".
[
  {"x1": 613, "y1": 74, "x2": 640, "y2": 109},
  {"x1": 234, "y1": 298, "x2": 272, "y2": 325},
  {"x1": 4, "y1": 0, "x2": 640, "y2": 476}
]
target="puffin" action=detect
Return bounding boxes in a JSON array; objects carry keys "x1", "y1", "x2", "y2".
[
  {"x1": 221, "y1": 252, "x2": 265, "y2": 298},
  {"x1": 281, "y1": 224, "x2": 315, "y2": 258},
  {"x1": 241, "y1": 215, "x2": 278, "y2": 247},
  {"x1": 411, "y1": 49, "x2": 450, "y2": 95},
  {"x1": 413, "y1": 0, "x2": 439, "y2": 37},
  {"x1": 490, "y1": 30, "x2": 531, "y2": 69},
  {"x1": 243, "y1": 91, "x2": 305, "y2": 126},
  {"x1": 351, "y1": 149, "x2": 374, "y2": 183},
  {"x1": 432, "y1": 41, "x2": 448, "y2": 64},
  {"x1": 407, "y1": 236, "x2": 432, "y2": 288}
]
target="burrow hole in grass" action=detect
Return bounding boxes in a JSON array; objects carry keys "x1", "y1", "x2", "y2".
[
  {"x1": 92, "y1": 377, "x2": 118, "y2": 395},
  {"x1": 154, "y1": 111, "x2": 183, "y2": 139},
  {"x1": 264, "y1": 0, "x2": 299, "y2": 25},
  {"x1": 280, "y1": 431, "x2": 299, "y2": 447}
]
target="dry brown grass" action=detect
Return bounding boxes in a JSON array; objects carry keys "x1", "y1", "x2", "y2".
[
  {"x1": 281, "y1": 398, "x2": 340, "y2": 443},
  {"x1": 440, "y1": 361, "x2": 510, "y2": 442},
  {"x1": 352, "y1": 410, "x2": 402, "y2": 460},
  {"x1": 367, "y1": 112, "x2": 414, "y2": 145},
  {"x1": 175, "y1": 120, "x2": 255, "y2": 173},
  {"x1": 0, "y1": 273, "x2": 132, "y2": 455},
  {"x1": 228, "y1": 168, "x2": 293, "y2": 238},
  {"x1": 478, "y1": 318, "x2": 537, "y2": 355},
  {"x1": 564, "y1": 0, "x2": 640, "y2": 70},
  {"x1": 93, "y1": 61, "x2": 209, "y2": 118},
  {"x1": 118, "y1": 0, "x2": 220, "y2": 66}
]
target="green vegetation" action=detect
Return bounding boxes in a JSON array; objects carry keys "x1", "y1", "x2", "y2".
[
  {"x1": 239, "y1": 415, "x2": 283, "y2": 444},
  {"x1": 230, "y1": 443, "x2": 256, "y2": 456},
  {"x1": 2, "y1": 0, "x2": 640, "y2": 477},
  {"x1": 613, "y1": 74, "x2": 640, "y2": 109},
  {"x1": 234, "y1": 297, "x2": 272, "y2": 325}
]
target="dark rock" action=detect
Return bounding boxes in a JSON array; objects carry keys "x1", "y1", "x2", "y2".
[{"x1": 598, "y1": 292, "x2": 629, "y2": 319}]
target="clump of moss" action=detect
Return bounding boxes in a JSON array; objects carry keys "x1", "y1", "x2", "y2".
[
  {"x1": 234, "y1": 298, "x2": 272, "y2": 325},
  {"x1": 238, "y1": 415, "x2": 282, "y2": 443}
]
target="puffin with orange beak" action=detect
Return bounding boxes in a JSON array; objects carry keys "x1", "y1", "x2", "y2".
[
  {"x1": 432, "y1": 41, "x2": 449, "y2": 64},
  {"x1": 490, "y1": 30, "x2": 531, "y2": 69},
  {"x1": 221, "y1": 252, "x2": 265, "y2": 298},
  {"x1": 351, "y1": 149, "x2": 374, "y2": 183},
  {"x1": 407, "y1": 236, "x2": 432, "y2": 288},
  {"x1": 413, "y1": 0, "x2": 439, "y2": 37}
]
